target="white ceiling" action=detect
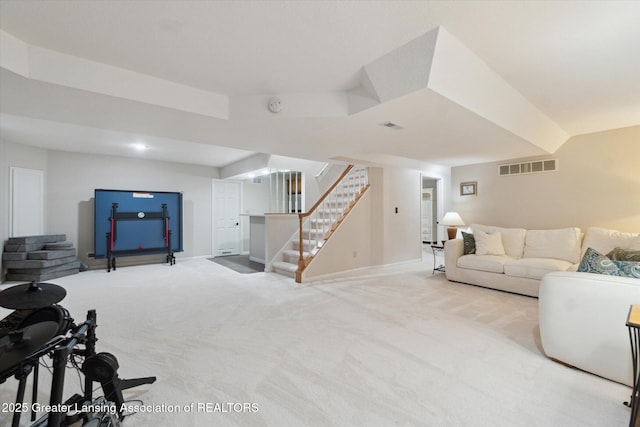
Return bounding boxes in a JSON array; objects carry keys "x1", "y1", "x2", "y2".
[{"x1": 1, "y1": 1, "x2": 639, "y2": 169}]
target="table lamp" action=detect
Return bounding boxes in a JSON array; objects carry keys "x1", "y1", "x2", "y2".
[{"x1": 441, "y1": 212, "x2": 465, "y2": 240}]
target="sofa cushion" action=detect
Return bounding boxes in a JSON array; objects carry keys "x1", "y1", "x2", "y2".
[
  {"x1": 462, "y1": 231, "x2": 476, "y2": 255},
  {"x1": 523, "y1": 227, "x2": 582, "y2": 264},
  {"x1": 504, "y1": 258, "x2": 574, "y2": 280},
  {"x1": 607, "y1": 247, "x2": 640, "y2": 262},
  {"x1": 578, "y1": 247, "x2": 640, "y2": 279},
  {"x1": 581, "y1": 227, "x2": 640, "y2": 258},
  {"x1": 457, "y1": 254, "x2": 513, "y2": 273},
  {"x1": 471, "y1": 224, "x2": 526, "y2": 258},
  {"x1": 474, "y1": 230, "x2": 505, "y2": 256}
]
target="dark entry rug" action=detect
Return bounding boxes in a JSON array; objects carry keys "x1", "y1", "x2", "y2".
[{"x1": 209, "y1": 255, "x2": 264, "y2": 274}]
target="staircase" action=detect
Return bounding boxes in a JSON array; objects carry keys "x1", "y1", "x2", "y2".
[{"x1": 272, "y1": 165, "x2": 369, "y2": 281}]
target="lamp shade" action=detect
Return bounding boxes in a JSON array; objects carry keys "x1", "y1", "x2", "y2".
[{"x1": 440, "y1": 212, "x2": 465, "y2": 227}]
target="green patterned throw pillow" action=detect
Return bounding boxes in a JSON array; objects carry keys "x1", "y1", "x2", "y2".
[
  {"x1": 578, "y1": 247, "x2": 640, "y2": 279},
  {"x1": 462, "y1": 231, "x2": 476, "y2": 255},
  {"x1": 606, "y1": 247, "x2": 640, "y2": 262}
]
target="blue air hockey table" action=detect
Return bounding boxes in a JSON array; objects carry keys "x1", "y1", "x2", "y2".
[{"x1": 94, "y1": 189, "x2": 183, "y2": 272}]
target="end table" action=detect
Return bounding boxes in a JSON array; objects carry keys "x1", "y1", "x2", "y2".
[
  {"x1": 430, "y1": 244, "x2": 445, "y2": 275},
  {"x1": 625, "y1": 304, "x2": 640, "y2": 427}
]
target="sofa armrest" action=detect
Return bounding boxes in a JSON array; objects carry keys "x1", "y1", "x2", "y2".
[
  {"x1": 539, "y1": 271, "x2": 640, "y2": 386},
  {"x1": 444, "y1": 239, "x2": 464, "y2": 274}
]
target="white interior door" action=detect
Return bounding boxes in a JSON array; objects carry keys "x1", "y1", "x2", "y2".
[
  {"x1": 212, "y1": 180, "x2": 241, "y2": 256},
  {"x1": 422, "y1": 188, "x2": 433, "y2": 243},
  {"x1": 10, "y1": 167, "x2": 44, "y2": 237}
]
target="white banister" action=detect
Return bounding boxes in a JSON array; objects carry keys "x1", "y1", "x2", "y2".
[{"x1": 296, "y1": 165, "x2": 369, "y2": 281}]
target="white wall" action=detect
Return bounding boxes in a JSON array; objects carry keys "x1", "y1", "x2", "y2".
[
  {"x1": 381, "y1": 167, "x2": 423, "y2": 264},
  {"x1": 302, "y1": 190, "x2": 373, "y2": 280},
  {"x1": 240, "y1": 177, "x2": 271, "y2": 253},
  {"x1": 303, "y1": 165, "x2": 431, "y2": 280},
  {"x1": 450, "y1": 126, "x2": 640, "y2": 232},
  {"x1": 0, "y1": 140, "x2": 49, "y2": 278},
  {"x1": 45, "y1": 151, "x2": 219, "y2": 267},
  {"x1": 1, "y1": 140, "x2": 446, "y2": 280}
]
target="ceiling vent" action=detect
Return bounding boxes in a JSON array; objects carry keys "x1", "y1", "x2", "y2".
[
  {"x1": 382, "y1": 121, "x2": 404, "y2": 130},
  {"x1": 499, "y1": 159, "x2": 558, "y2": 176}
]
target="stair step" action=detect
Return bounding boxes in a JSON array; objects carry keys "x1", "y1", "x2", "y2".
[
  {"x1": 282, "y1": 249, "x2": 306, "y2": 263},
  {"x1": 301, "y1": 228, "x2": 326, "y2": 237},
  {"x1": 292, "y1": 239, "x2": 323, "y2": 252},
  {"x1": 324, "y1": 196, "x2": 352, "y2": 202},
  {"x1": 283, "y1": 249, "x2": 309, "y2": 257},
  {"x1": 309, "y1": 218, "x2": 332, "y2": 225},
  {"x1": 273, "y1": 261, "x2": 298, "y2": 278}
]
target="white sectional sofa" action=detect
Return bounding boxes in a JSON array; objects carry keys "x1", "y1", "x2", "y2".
[
  {"x1": 445, "y1": 224, "x2": 640, "y2": 385},
  {"x1": 444, "y1": 225, "x2": 640, "y2": 297},
  {"x1": 444, "y1": 224, "x2": 584, "y2": 297},
  {"x1": 539, "y1": 271, "x2": 640, "y2": 386}
]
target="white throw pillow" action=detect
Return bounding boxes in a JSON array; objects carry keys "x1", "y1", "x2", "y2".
[
  {"x1": 474, "y1": 230, "x2": 506, "y2": 256},
  {"x1": 470, "y1": 224, "x2": 526, "y2": 258}
]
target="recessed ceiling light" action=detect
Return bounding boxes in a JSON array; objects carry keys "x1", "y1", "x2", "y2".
[{"x1": 132, "y1": 142, "x2": 148, "y2": 151}]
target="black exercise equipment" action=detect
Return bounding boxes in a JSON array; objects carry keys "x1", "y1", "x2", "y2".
[
  {"x1": 0, "y1": 281, "x2": 67, "y2": 309},
  {"x1": 0, "y1": 281, "x2": 156, "y2": 427}
]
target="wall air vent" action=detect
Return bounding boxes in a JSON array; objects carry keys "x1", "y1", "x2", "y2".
[{"x1": 499, "y1": 159, "x2": 557, "y2": 176}]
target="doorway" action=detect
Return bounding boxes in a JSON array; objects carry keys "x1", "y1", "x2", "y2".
[
  {"x1": 421, "y1": 177, "x2": 439, "y2": 244},
  {"x1": 10, "y1": 167, "x2": 44, "y2": 237},
  {"x1": 211, "y1": 180, "x2": 241, "y2": 257}
]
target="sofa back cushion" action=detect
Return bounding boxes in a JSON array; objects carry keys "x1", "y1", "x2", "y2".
[
  {"x1": 470, "y1": 224, "x2": 526, "y2": 258},
  {"x1": 581, "y1": 227, "x2": 640, "y2": 258},
  {"x1": 523, "y1": 227, "x2": 583, "y2": 264}
]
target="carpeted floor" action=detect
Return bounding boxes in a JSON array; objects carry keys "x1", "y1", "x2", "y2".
[{"x1": 0, "y1": 251, "x2": 631, "y2": 426}]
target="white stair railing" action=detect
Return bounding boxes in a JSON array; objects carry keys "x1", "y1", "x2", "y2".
[{"x1": 296, "y1": 165, "x2": 369, "y2": 281}]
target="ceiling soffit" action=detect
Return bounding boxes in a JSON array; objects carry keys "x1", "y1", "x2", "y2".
[{"x1": 1, "y1": 26, "x2": 569, "y2": 161}]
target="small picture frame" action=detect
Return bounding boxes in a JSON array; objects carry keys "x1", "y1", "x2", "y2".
[{"x1": 460, "y1": 181, "x2": 477, "y2": 196}]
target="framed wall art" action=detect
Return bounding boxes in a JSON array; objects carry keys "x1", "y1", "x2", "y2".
[{"x1": 460, "y1": 181, "x2": 477, "y2": 196}]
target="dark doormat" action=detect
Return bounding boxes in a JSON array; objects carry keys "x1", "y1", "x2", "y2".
[{"x1": 209, "y1": 255, "x2": 264, "y2": 274}]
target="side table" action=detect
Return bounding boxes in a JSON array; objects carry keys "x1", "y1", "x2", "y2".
[
  {"x1": 625, "y1": 304, "x2": 640, "y2": 427},
  {"x1": 430, "y1": 244, "x2": 445, "y2": 275}
]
